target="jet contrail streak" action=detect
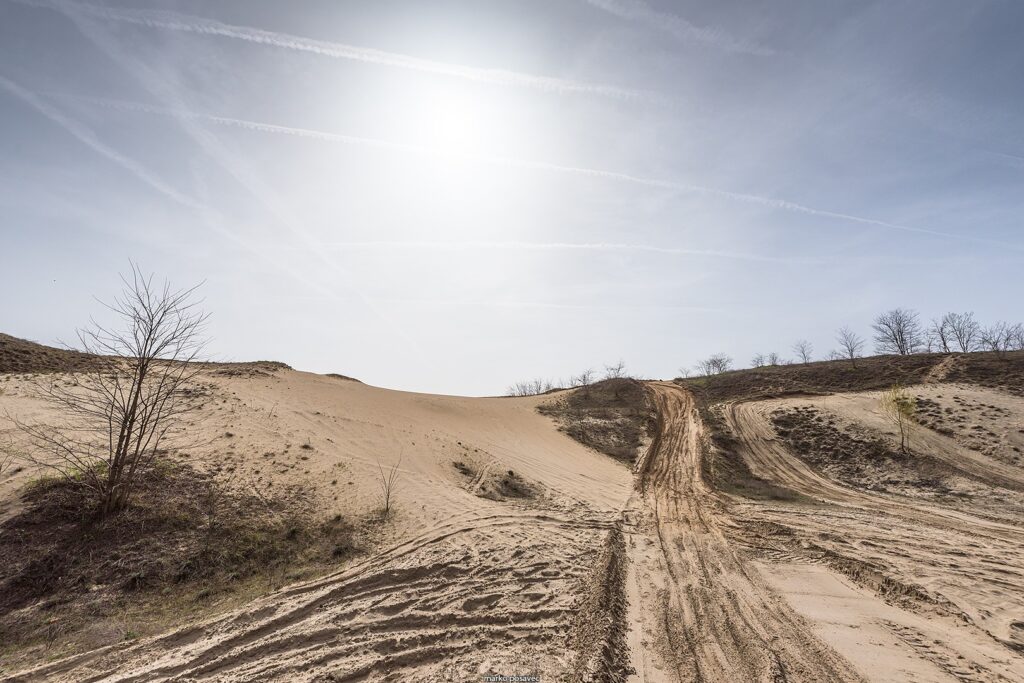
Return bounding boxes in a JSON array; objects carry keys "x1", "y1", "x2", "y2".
[
  {"x1": 9, "y1": 0, "x2": 644, "y2": 100},
  {"x1": 68, "y1": 94, "x2": 1018, "y2": 250}
]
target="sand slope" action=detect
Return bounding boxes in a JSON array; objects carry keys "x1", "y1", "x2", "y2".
[
  {"x1": 3, "y1": 372, "x2": 1024, "y2": 681},
  {"x1": 1, "y1": 370, "x2": 632, "y2": 681}
]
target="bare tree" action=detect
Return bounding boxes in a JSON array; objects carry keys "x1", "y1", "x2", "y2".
[
  {"x1": 603, "y1": 360, "x2": 627, "y2": 380},
  {"x1": 792, "y1": 340, "x2": 813, "y2": 365},
  {"x1": 979, "y1": 322, "x2": 1021, "y2": 357},
  {"x1": 836, "y1": 327, "x2": 864, "y2": 367},
  {"x1": 872, "y1": 308, "x2": 922, "y2": 355},
  {"x1": 1011, "y1": 323, "x2": 1024, "y2": 351},
  {"x1": 826, "y1": 349, "x2": 843, "y2": 361},
  {"x1": 766, "y1": 352, "x2": 781, "y2": 366},
  {"x1": 695, "y1": 353, "x2": 732, "y2": 376},
  {"x1": 751, "y1": 353, "x2": 766, "y2": 368},
  {"x1": 11, "y1": 266, "x2": 208, "y2": 518},
  {"x1": 927, "y1": 317, "x2": 952, "y2": 354},
  {"x1": 943, "y1": 312, "x2": 979, "y2": 353},
  {"x1": 880, "y1": 385, "x2": 916, "y2": 453},
  {"x1": 570, "y1": 368, "x2": 595, "y2": 387},
  {"x1": 376, "y1": 454, "x2": 402, "y2": 519}
]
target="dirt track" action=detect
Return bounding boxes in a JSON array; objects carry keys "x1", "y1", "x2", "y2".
[
  {"x1": 623, "y1": 384, "x2": 862, "y2": 682},
  {"x1": 723, "y1": 394, "x2": 1024, "y2": 681}
]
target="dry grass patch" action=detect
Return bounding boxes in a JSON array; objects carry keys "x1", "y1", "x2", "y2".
[
  {"x1": 0, "y1": 460, "x2": 377, "y2": 671},
  {"x1": 539, "y1": 379, "x2": 657, "y2": 465}
]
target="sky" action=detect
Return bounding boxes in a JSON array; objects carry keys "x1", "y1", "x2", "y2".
[{"x1": 1, "y1": 0, "x2": 1022, "y2": 395}]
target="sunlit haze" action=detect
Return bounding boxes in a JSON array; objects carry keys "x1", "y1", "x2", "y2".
[{"x1": 2, "y1": 0, "x2": 1022, "y2": 394}]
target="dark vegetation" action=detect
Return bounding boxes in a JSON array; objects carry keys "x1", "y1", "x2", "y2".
[
  {"x1": 325, "y1": 373, "x2": 362, "y2": 383},
  {"x1": 698, "y1": 405, "x2": 807, "y2": 503},
  {"x1": 0, "y1": 333, "x2": 290, "y2": 378},
  {"x1": 451, "y1": 460, "x2": 539, "y2": 501},
  {"x1": 0, "y1": 460, "x2": 369, "y2": 663},
  {"x1": 678, "y1": 351, "x2": 1024, "y2": 405},
  {"x1": 539, "y1": 378, "x2": 657, "y2": 465},
  {"x1": 944, "y1": 353, "x2": 1024, "y2": 397},
  {"x1": 683, "y1": 351, "x2": 1024, "y2": 503},
  {"x1": 770, "y1": 406, "x2": 964, "y2": 496},
  {"x1": 680, "y1": 353, "x2": 940, "y2": 404},
  {"x1": 0, "y1": 334, "x2": 97, "y2": 374}
]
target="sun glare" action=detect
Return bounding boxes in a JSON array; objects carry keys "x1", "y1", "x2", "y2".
[{"x1": 408, "y1": 87, "x2": 493, "y2": 157}]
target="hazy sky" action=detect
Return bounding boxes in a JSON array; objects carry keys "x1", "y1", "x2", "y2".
[{"x1": 2, "y1": 0, "x2": 1022, "y2": 395}]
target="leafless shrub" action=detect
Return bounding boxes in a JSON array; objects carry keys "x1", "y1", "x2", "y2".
[
  {"x1": 603, "y1": 360, "x2": 627, "y2": 380},
  {"x1": 751, "y1": 353, "x2": 766, "y2": 368},
  {"x1": 377, "y1": 455, "x2": 402, "y2": 519},
  {"x1": 9, "y1": 266, "x2": 209, "y2": 518},
  {"x1": 506, "y1": 378, "x2": 556, "y2": 396},
  {"x1": 872, "y1": 308, "x2": 922, "y2": 355},
  {"x1": 766, "y1": 352, "x2": 781, "y2": 366},
  {"x1": 836, "y1": 326, "x2": 864, "y2": 367},
  {"x1": 792, "y1": 340, "x2": 813, "y2": 365},
  {"x1": 695, "y1": 353, "x2": 732, "y2": 376},
  {"x1": 570, "y1": 368, "x2": 595, "y2": 387}
]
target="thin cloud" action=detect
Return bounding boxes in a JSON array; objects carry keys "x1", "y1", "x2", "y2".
[
  {"x1": 315, "y1": 240, "x2": 811, "y2": 264},
  {"x1": 11, "y1": 0, "x2": 644, "y2": 100},
  {"x1": 372, "y1": 296, "x2": 724, "y2": 313},
  {"x1": 38, "y1": 2, "x2": 427, "y2": 358},
  {"x1": 0, "y1": 74, "x2": 201, "y2": 210},
  {"x1": 62, "y1": 94, "x2": 1019, "y2": 251},
  {"x1": 583, "y1": 0, "x2": 775, "y2": 57}
]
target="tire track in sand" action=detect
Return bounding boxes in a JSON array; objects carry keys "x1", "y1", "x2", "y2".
[{"x1": 623, "y1": 383, "x2": 863, "y2": 683}]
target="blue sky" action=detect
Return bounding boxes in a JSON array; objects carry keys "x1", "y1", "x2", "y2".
[{"x1": 1, "y1": 0, "x2": 1022, "y2": 394}]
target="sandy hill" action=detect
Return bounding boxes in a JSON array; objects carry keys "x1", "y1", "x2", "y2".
[
  {"x1": 0, "y1": 334, "x2": 97, "y2": 375},
  {"x1": 1, "y1": 345, "x2": 1023, "y2": 681}
]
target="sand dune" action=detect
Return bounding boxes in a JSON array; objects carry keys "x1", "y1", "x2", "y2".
[{"x1": 2, "y1": 370, "x2": 1024, "y2": 681}]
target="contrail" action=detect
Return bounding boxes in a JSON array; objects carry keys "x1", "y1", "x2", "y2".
[
  {"x1": 63, "y1": 94, "x2": 1018, "y2": 250},
  {"x1": 0, "y1": 74, "x2": 361, "y2": 301},
  {"x1": 9, "y1": 0, "x2": 644, "y2": 100},
  {"x1": 313, "y1": 240, "x2": 813, "y2": 264},
  {"x1": 371, "y1": 296, "x2": 724, "y2": 313},
  {"x1": 0, "y1": 74, "x2": 201, "y2": 210},
  {"x1": 583, "y1": 0, "x2": 776, "y2": 57}
]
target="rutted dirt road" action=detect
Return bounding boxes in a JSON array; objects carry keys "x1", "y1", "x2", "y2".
[
  {"x1": 623, "y1": 383, "x2": 861, "y2": 682},
  {"x1": 723, "y1": 394, "x2": 1024, "y2": 681}
]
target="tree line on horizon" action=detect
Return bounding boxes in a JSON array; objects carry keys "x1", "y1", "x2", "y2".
[
  {"x1": 506, "y1": 308, "x2": 1024, "y2": 394},
  {"x1": 690, "y1": 308, "x2": 1024, "y2": 377}
]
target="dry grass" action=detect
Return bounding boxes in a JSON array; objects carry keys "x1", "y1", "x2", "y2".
[
  {"x1": 698, "y1": 404, "x2": 807, "y2": 503},
  {"x1": 769, "y1": 406, "x2": 962, "y2": 497},
  {"x1": 678, "y1": 350, "x2": 1024, "y2": 405},
  {"x1": 539, "y1": 379, "x2": 657, "y2": 464},
  {"x1": 0, "y1": 334, "x2": 97, "y2": 374},
  {"x1": 0, "y1": 459, "x2": 377, "y2": 671}
]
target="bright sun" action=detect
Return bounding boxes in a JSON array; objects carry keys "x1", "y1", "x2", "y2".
[{"x1": 411, "y1": 87, "x2": 491, "y2": 157}]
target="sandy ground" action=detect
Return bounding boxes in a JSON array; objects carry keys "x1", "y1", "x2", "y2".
[
  {"x1": 0, "y1": 370, "x2": 632, "y2": 681},
  {"x1": 2, "y1": 372, "x2": 1023, "y2": 681},
  {"x1": 724, "y1": 388, "x2": 1024, "y2": 681}
]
